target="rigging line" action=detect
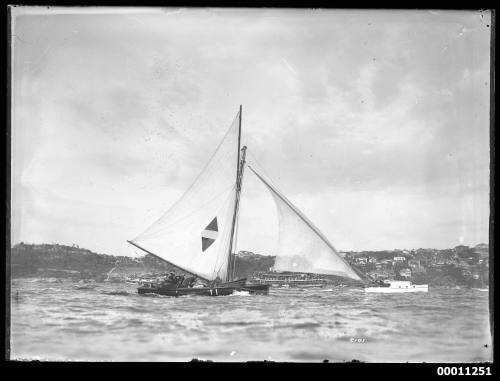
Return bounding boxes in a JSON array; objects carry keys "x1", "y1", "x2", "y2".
[
  {"x1": 213, "y1": 191, "x2": 238, "y2": 280},
  {"x1": 226, "y1": 144, "x2": 247, "y2": 281},
  {"x1": 231, "y1": 210, "x2": 240, "y2": 280},
  {"x1": 230, "y1": 166, "x2": 246, "y2": 280},
  {"x1": 182, "y1": 185, "x2": 236, "y2": 280},
  {"x1": 133, "y1": 110, "x2": 240, "y2": 239},
  {"x1": 213, "y1": 197, "x2": 236, "y2": 280},
  {"x1": 246, "y1": 151, "x2": 282, "y2": 260},
  {"x1": 133, "y1": 182, "x2": 237, "y2": 241},
  {"x1": 127, "y1": 240, "x2": 210, "y2": 282},
  {"x1": 225, "y1": 106, "x2": 243, "y2": 282},
  {"x1": 247, "y1": 149, "x2": 283, "y2": 191},
  {"x1": 245, "y1": 154, "x2": 285, "y2": 257},
  {"x1": 137, "y1": 146, "x2": 237, "y2": 234},
  {"x1": 247, "y1": 165, "x2": 363, "y2": 282},
  {"x1": 135, "y1": 160, "x2": 236, "y2": 239}
]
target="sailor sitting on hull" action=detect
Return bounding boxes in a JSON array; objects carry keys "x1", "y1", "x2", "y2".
[
  {"x1": 165, "y1": 274, "x2": 198, "y2": 288},
  {"x1": 191, "y1": 278, "x2": 207, "y2": 288},
  {"x1": 180, "y1": 276, "x2": 196, "y2": 288},
  {"x1": 208, "y1": 276, "x2": 222, "y2": 288},
  {"x1": 159, "y1": 274, "x2": 177, "y2": 288},
  {"x1": 158, "y1": 272, "x2": 210, "y2": 289},
  {"x1": 171, "y1": 274, "x2": 184, "y2": 287}
]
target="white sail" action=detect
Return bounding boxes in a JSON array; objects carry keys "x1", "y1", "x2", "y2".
[
  {"x1": 248, "y1": 166, "x2": 362, "y2": 282},
  {"x1": 130, "y1": 112, "x2": 240, "y2": 281}
]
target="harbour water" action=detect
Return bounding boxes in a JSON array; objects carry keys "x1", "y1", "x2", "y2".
[{"x1": 9, "y1": 278, "x2": 492, "y2": 362}]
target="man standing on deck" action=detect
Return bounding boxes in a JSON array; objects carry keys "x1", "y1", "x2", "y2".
[
  {"x1": 209, "y1": 276, "x2": 222, "y2": 287},
  {"x1": 183, "y1": 276, "x2": 196, "y2": 288},
  {"x1": 176, "y1": 274, "x2": 185, "y2": 287}
]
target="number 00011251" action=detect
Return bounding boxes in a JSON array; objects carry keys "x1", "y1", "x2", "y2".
[{"x1": 437, "y1": 367, "x2": 491, "y2": 376}]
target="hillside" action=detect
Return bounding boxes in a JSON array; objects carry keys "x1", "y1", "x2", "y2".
[
  {"x1": 10, "y1": 242, "x2": 489, "y2": 287},
  {"x1": 9, "y1": 243, "x2": 273, "y2": 280},
  {"x1": 10, "y1": 243, "x2": 179, "y2": 280},
  {"x1": 231, "y1": 252, "x2": 275, "y2": 279}
]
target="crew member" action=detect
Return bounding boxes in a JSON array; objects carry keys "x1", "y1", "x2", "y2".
[{"x1": 183, "y1": 276, "x2": 195, "y2": 288}]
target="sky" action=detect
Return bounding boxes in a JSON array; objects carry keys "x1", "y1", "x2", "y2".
[{"x1": 10, "y1": 7, "x2": 492, "y2": 257}]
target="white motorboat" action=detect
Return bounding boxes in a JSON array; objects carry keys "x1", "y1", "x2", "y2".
[{"x1": 364, "y1": 280, "x2": 428, "y2": 293}]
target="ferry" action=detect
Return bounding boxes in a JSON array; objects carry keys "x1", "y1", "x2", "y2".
[
  {"x1": 251, "y1": 271, "x2": 328, "y2": 288},
  {"x1": 364, "y1": 279, "x2": 428, "y2": 293}
]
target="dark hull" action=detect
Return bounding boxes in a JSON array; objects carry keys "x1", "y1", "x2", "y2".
[{"x1": 138, "y1": 283, "x2": 270, "y2": 297}]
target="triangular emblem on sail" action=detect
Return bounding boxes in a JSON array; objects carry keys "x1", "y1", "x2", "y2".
[
  {"x1": 129, "y1": 111, "x2": 241, "y2": 281},
  {"x1": 201, "y1": 217, "x2": 218, "y2": 252}
]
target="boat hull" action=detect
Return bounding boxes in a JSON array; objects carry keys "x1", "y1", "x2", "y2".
[
  {"x1": 266, "y1": 282, "x2": 325, "y2": 288},
  {"x1": 364, "y1": 284, "x2": 428, "y2": 293},
  {"x1": 138, "y1": 283, "x2": 270, "y2": 297}
]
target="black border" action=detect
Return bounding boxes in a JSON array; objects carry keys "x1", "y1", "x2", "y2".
[{"x1": 1, "y1": 3, "x2": 496, "y2": 376}]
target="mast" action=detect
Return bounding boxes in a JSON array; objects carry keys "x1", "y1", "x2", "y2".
[
  {"x1": 226, "y1": 105, "x2": 245, "y2": 282},
  {"x1": 127, "y1": 108, "x2": 242, "y2": 283}
]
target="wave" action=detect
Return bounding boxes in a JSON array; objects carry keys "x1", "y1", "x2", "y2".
[
  {"x1": 100, "y1": 291, "x2": 130, "y2": 296},
  {"x1": 127, "y1": 318, "x2": 144, "y2": 326},
  {"x1": 74, "y1": 285, "x2": 97, "y2": 290},
  {"x1": 115, "y1": 305, "x2": 147, "y2": 313},
  {"x1": 9, "y1": 285, "x2": 492, "y2": 362},
  {"x1": 39, "y1": 287, "x2": 64, "y2": 292},
  {"x1": 216, "y1": 321, "x2": 254, "y2": 327},
  {"x1": 270, "y1": 321, "x2": 322, "y2": 330},
  {"x1": 139, "y1": 292, "x2": 172, "y2": 298}
]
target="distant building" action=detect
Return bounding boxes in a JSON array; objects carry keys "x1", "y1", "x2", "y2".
[
  {"x1": 393, "y1": 256, "x2": 406, "y2": 262},
  {"x1": 356, "y1": 257, "x2": 368, "y2": 265},
  {"x1": 461, "y1": 269, "x2": 472, "y2": 277},
  {"x1": 369, "y1": 271, "x2": 391, "y2": 280},
  {"x1": 473, "y1": 243, "x2": 489, "y2": 259},
  {"x1": 408, "y1": 260, "x2": 425, "y2": 273},
  {"x1": 467, "y1": 256, "x2": 479, "y2": 265},
  {"x1": 408, "y1": 259, "x2": 418, "y2": 266},
  {"x1": 399, "y1": 268, "x2": 412, "y2": 278}
]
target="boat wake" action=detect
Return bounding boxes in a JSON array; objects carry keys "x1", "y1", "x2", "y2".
[
  {"x1": 74, "y1": 285, "x2": 97, "y2": 290},
  {"x1": 229, "y1": 290, "x2": 251, "y2": 296},
  {"x1": 140, "y1": 292, "x2": 172, "y2": 298},
  {"x1": 100, "y1": 291, "x2": 130, "y2": 296}
]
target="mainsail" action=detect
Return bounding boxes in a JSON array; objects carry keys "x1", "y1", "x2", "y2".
[
  {"x1": 248, "y1": 166, "x2": 362, "y2": 282},
  {"x1": 129, "y1": 111, "x2": 241, "y2": 281}
]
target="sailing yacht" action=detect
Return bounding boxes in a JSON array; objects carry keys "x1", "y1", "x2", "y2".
[{"x1": 128, "y1": 106, "x2": 364, "y2": 296}]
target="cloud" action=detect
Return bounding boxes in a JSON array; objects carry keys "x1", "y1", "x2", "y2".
[{"x1": 11, "y1": 9, "x2": 491, "y2": 255}]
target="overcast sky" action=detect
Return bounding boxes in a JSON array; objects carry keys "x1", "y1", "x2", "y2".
[{"x1": 11, "y1": 8, "x2": 491, "y2": 257}]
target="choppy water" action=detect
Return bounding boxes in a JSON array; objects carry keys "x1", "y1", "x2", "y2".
[{"x1": 9, "y1": 278, "x2": 492, "y2": 362}]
